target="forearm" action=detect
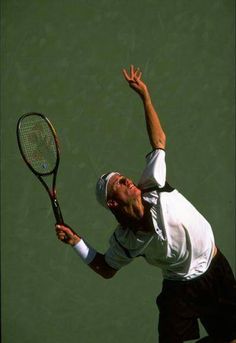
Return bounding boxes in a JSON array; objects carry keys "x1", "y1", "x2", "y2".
[
  {"x1": 56, "y1": 224, "x2": 117, "y2": 279},
  {"x1": 142, "y1": 91, "x2": 166, "y2": 150},
  {"x1": 122, "y1": 65, "x2": 166, "y2": 150},
  {"x1": 88, "y1": 252, "x2": 117, "y2": 279},
  {"x1": 72, "y1": 240, "x2": 117, "y2": 279}
]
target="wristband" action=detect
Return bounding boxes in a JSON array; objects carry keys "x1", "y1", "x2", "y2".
[{"x1": 73, "y1": 239, "x2": 97, "y2": 264}]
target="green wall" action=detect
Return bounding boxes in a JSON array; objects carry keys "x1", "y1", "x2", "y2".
[{"x1": 1, "y1": 1, "x2": 235, "y2": 342}]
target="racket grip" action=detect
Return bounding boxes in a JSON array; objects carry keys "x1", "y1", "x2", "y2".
[{"x1": 51, "y1": 198, "x2": 64, "y2": 224}]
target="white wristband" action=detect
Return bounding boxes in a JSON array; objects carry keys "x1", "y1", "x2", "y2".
[{"x1": 73, "y1": 239, "x2": 97, "y2": 264}]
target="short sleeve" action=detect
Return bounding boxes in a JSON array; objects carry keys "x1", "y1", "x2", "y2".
[
  {"x1": 104, "y1": 233, "x2": 133, "y2": 270},
  {"x1": 138, "y1": 149, "x2": 166, "y2": 190}
]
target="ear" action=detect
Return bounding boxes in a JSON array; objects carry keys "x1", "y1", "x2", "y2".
[{"x1": 107, "y1": 199, "x2": 119, "y2": 209}]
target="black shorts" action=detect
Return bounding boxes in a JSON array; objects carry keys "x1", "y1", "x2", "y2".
[{"x1": 156, "y1": 249, "x2": 236, "y2": 343}]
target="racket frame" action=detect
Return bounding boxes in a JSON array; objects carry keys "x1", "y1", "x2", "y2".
[{"x1": 17, "y1": 112, "x2": 64, "y2": 224}]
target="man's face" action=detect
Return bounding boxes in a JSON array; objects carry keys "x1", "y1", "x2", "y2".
[{"x1": 107, "y1": 174, "x2": 141, "y2": 208}]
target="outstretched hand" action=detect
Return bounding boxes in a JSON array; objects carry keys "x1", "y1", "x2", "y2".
[{"x1": 122, "y1": 65, "x2": 149, "y2": 99}]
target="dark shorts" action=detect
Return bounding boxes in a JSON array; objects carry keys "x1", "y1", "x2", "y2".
[{"x1": 156, "y1": 249, "x2": 236, "y2": 343}]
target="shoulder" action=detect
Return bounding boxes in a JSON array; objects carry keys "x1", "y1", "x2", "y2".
[
  {"x1": 138, "y1": 148, "x2": 167, "y2": 189},
  {"x1": 113, "y1": 225, "x2": 135, "y2": 244},
  {"x1": 112, "y1": 226, "x2": 141, "y2": 250}
]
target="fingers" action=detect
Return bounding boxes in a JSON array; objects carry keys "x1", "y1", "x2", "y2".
[
  {"x1": 55, "y1": 224, "x2": 72, "y2": 241},
  {"x1": 134, "y1": 69, "x2": 142, "y2": 80},
  {"x1": 55, "y1": 224, "x2": 81, "y2": 246},
  {"x1": 123, "y1": 65, "x2": 142, "y2": 82},
  {"x1": 134, "y1": 67, "x2": 140, "y2": 77},
  {"x1": 56, "y1": 224, "x2": 72, "y2": 234},
  {"x1": 57, "y1": 230, "x2": 67, "y2": 241},
  {"x1": 122, "y1": 68, "x2": 131, "y2": 81}
]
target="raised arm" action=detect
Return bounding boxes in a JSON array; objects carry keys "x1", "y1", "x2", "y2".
[
  {"x1": 123, "y1": 65, "x2": 166, "y2": 150},
  {"x1": 55, "y1": 225, "x2": 117, "y2": 279}
]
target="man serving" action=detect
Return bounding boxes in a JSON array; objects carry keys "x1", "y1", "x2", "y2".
[{"x1": 56, "y1": 65, "x2": 236, "y2": 343}]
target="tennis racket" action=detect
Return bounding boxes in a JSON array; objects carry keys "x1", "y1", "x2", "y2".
[{"x1": 17, "y1": 112, "x2": 64, "y2": 224}]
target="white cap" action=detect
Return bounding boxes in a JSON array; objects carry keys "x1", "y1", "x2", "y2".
[{"x1": 96, "y1": 172, "x2": 120, "y2": 208}]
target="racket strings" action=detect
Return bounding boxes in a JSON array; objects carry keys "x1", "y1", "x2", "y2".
[{"x1": 18, "y1": 116, "x2": 57, "y2": 174}]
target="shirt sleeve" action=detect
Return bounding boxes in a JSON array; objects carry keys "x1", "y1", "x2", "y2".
[
  {"x1": 138, "y1": 149, "x2": 166, "y2": 190},
  {"x1": 104, "y1": 233, "x2": 133, "y2": 270}
]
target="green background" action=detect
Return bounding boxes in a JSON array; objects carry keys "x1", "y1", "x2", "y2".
[{"x1": 1, "y1": 1, "x2": 235, "y2": 342}]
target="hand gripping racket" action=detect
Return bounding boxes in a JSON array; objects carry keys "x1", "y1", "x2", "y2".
[{"x1": 17, "y1": 112, "x2": 64, "y2": 224}]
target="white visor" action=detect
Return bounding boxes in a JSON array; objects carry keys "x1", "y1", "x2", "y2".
[{"x1": 96, "y1": 172, "x2": 120, "y2": 209}]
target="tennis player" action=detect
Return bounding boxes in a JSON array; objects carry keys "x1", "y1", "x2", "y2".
[{"x1": 56, "y1": 65, "x2": 236, "y2": 343}]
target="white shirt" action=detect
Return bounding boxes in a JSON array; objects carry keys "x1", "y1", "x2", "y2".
[{"x1": 105, "y1": 149, "x2": 215, "y2": 281}]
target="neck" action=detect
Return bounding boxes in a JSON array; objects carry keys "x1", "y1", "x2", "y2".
[
  {"x1": 116, "y1": 195, "x2": 154, "y2": 232},
  {"x1": 124, "y1": 194, "x2": 145, "y2": 220}
]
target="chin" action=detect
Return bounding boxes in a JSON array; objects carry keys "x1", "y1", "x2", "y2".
[{"x1": 132, "y1": 187, "x2": 141, "y2": 197}]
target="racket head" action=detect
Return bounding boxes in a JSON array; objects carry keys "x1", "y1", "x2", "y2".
[{"x1": 17, "y1": 112, "x2": 60, "y2": 176}]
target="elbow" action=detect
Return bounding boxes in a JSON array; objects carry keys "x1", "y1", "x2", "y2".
[
  {"x1": 99, "y1": 273, "x2": 115, "y2": 280},
  {"x1": 102, "y1": 270, "x2": 117, "y2": 280},
  {"x1": 101, "y1": 274, "x2": 114, "y2": 280},
  {"x1": 152, "y1": 133, "x2": 166, "y2": 150},
  {"x1": 89, "y1": 254, "x2": 117, "y2": 279},
  {"x1": 100, "y1": 268, "x2": 117, "y2": 280},
  {"x1": 161, "y1": 133, "x2": 166, "y2": 147}
]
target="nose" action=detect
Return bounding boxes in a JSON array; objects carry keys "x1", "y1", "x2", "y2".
[
  {"x1": 126, "y1": 178, "x2": 132, "y2": 186},
  {"x1": 120, "y1": 177, "x2": 130, "y2": 186}
]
